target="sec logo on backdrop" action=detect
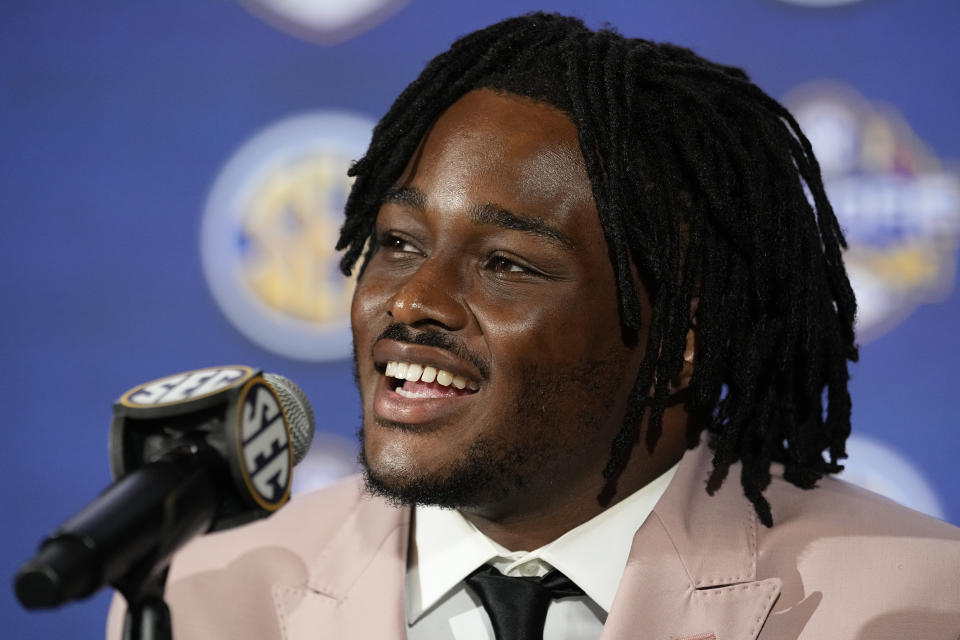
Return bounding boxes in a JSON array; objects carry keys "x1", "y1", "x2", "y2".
[
  {"x1": 786, "y1": 82, "x2": 960, "y2": 343},
  {"x1": 201, "y1": 111, "x2": 374, "y2": 361}
]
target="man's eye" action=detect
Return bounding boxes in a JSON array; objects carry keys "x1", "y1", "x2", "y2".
[
  {"x1": 486, "y1": 255, "x2": 531, "y2": 275},
  {"x1": 382, "y1": 234, "x2": 419, "y2": 253}
]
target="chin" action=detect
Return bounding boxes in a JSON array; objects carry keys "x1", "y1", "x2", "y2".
[{"x1": 357, "y1": 426, "x2": 524, "y2": 509}]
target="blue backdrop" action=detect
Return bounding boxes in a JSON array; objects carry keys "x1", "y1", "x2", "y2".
[{"x1": 3, "y1": 1, "x2": 959, "y2": 638}]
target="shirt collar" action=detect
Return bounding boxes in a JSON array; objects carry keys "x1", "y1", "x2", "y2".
[{"x1": 406, "y1": 463, "x2": 678, "y2": 622}]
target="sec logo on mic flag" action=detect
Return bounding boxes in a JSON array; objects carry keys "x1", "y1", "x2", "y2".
[
  {"x1": 230, "y1": 376, "x2": 293, "y2": 511},
  {"x1": 119, "y1": 366, "x2": 255, "y2": 410}
]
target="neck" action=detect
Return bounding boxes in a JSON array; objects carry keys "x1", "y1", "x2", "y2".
[{"x1": 459, "y1": 424, "x2": 688, "y2": 551}]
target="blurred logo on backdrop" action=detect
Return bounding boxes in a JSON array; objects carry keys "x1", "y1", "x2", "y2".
[
  {"x1": 774, "y1": 0, "x2": 866, "y2": 6},
  {"x1": 839, "y1": 434, "x2": 944, "y2": 520},
  {"x1": 785, "y1": 82, "x2": 960, "y2": 343},
  {"x1": 237, "y1": 0, "x2": 408, "y2": 44},
  {"x1": 201, "y1": 111, "x2": 374, "y2": 361}
]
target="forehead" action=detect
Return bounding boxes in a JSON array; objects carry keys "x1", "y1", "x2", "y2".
[{"x1": 393, "y1": 88, "x2": 596, "y2": 235}]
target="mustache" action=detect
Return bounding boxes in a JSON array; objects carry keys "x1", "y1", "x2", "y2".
[{"x1": 375, "y1": 324, "x2": 490, "y2": 379}]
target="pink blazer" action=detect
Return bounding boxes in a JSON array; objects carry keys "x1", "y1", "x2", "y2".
[{"x1": 107, "y1": 441, "x2": 960, "y2": 639}]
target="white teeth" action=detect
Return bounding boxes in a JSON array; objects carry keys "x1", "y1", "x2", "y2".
[{"x1": 384, "y1": 361, "x2": 477, "y2": 391}]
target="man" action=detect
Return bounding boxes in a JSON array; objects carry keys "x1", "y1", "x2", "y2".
[{"x1": 109, "y1": 12, "x2": 960, "y2": 640}]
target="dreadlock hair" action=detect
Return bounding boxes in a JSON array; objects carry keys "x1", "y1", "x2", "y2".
[{"x1": 336, "y1": 12, "x2": 859, "y2": 526}]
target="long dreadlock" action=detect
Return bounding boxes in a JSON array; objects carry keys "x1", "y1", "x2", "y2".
[{"x1": 337, "y1": 12, "x2": 858, "y2": 526}]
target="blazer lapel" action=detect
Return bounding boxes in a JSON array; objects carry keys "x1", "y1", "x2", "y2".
[
  {"x1": 273, "y1": 491, "x2": 410, "y2": 640},
  {"x1": 602, "y1": 442, "x2": 781, "y2": 640}
]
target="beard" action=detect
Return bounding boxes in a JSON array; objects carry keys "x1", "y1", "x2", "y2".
[
  {"x1": 358, "y1": 427, "x2": 533, "y2": 509},
  {"x1": 356, "y1": 350, "x2": 640, "y2": 511}
]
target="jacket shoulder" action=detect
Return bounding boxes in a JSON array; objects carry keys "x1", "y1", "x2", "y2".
[
  {"x1": 757, "y1": 473, "x2": 960, "y2": 638},
  {"x1": 167, "y1": 473, "x2": 372, "y2": 576},
  {"x1": 765, "y1": 472, "x2": 960, "y2": 540}
]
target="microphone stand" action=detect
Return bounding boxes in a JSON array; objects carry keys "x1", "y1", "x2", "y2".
[{"x1": 115, "y1": 565, "x2": 172, "y2": 640}]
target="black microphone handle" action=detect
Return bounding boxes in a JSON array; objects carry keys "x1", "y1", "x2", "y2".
[{"x1": 14, "y1": 447, "x2": 220, "y2": 609}]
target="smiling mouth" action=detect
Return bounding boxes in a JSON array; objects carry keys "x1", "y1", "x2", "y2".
[{"x1": 385, "y1": 360, "x2": 480, "y2": 398}]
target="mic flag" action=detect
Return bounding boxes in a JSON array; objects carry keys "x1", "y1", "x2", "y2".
[{"x1": 111, "y1": 365, "x2": 314, "y2": 522}]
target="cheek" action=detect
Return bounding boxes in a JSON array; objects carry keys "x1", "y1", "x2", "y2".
[
  {"x1": 478, "y1": 280, "x2": 625, "y2": 367},
  {"x1": 351, "y1": 274, "x2": 392, "y2": 406},
  {"x1": 351, "y1": 271, "x2": 391, "y2": 338}
]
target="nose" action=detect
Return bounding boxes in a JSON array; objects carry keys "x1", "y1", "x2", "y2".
[{"x1": 387, "y1": 254, "x2": 470, "y2": 331}]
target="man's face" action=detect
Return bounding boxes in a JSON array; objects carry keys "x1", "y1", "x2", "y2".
[{"x1": 351, "y1": 89, "x2": 647, "y2": 518}]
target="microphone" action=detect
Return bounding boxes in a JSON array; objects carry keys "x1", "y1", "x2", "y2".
[{"x1": 14, "y1": 365, "x2": 315, "y2": 610}]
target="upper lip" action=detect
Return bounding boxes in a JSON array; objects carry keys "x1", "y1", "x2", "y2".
[{"x1": 372, "y1": 339, "x2": 484, "y2": 386}]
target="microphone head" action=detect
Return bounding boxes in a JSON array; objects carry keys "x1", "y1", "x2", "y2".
[
  {"x1": 109, "y1": 365, "x2": 318, "y2": 527},
  {"x1": 263, "y1": 373, "x2": 314, "y2": 465}
]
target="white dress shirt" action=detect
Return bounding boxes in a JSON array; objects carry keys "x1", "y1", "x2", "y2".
[{"x1": 406, "y1": 464, "x2": 678, "y2": 640}]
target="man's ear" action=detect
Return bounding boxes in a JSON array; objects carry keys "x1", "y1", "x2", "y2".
[{"x1": 671, "y1": 298, "x2": 698, "y2": 393}]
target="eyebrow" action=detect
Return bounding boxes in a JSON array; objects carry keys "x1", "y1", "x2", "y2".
[
  {"x1": 382, "y1": 185, "x2": 427, "y2": 211},
  {"x1": 470, "y1": 203, "x2": 575, "y2": 249},
  {"x1": 381, "y1": 186, "x2": 575, "y2": 250}
]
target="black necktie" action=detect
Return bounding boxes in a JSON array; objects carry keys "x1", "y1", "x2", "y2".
[{"x1": 464, "y1": 564, "x2": 585, "y2": 640}]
